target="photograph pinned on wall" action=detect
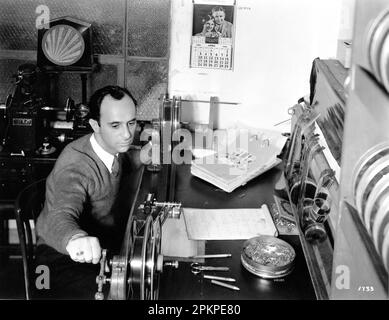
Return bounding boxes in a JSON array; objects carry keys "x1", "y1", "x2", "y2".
[{"x1": 190, "y1": 3, "x2": 235, "y2": 70}]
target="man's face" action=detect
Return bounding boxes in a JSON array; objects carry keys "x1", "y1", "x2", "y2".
[
  {"x1": 91, "y1": 94, "x2": 137, "y2": 155},
  {"x1": 212, "y1": 11, "x2": 225, "y2": 25}
]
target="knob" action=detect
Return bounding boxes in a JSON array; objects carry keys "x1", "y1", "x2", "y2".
[
  {"x1": 164, "y1": 260, "x2": 179, "y2": 269},
  {"x1": 170, "y1": 206, "x2": 182, "y2": 219}
]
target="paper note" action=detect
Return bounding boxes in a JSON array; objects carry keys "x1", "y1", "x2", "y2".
[
  {"x1": 183, "y1": 204, "x2": 278, "y2": 240},
  {"x1": 161, "y1": 215, "x2": 205, "y2": 259}
]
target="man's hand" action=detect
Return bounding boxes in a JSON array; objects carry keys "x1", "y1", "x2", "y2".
[{"x1": 66, "y1": 234, "x2": 101, "y2": 264}]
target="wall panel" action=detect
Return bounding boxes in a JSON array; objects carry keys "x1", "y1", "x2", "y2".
[
  {"x1": 0, "y1": 0, "x2": 171, "y2": 120},
  {"x1": 0, "y1": 0, "x2": 126, "y2": 55}
]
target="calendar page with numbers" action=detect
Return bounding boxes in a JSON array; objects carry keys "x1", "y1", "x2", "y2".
[
  {"x1": 191, "y1": 36, "x2": 233, "y2": 69},
  {"x1": 190, "y1": 3, "x2": 235, "y2": 70}
]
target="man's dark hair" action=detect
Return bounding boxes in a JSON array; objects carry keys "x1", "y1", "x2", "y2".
[{"x1": 88, "y1": 85, "x2": 137, "y2": 122}]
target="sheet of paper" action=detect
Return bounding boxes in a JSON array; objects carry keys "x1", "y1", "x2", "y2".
[
  {"x1": 183, "y1": 204, "x2": 278, "y2": 240},
  {"x1": 162, "y1": 215, "x2": 205, "y2": 259}
]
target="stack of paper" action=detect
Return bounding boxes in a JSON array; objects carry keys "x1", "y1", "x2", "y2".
[
  {"x1": 183, "y1": 205, "x2": 278, "y2": 240},
  {"x1": 191, "y1": 129, "x2": 287, "y2": 193}
]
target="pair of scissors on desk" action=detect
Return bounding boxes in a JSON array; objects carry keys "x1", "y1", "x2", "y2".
[{"x1": 190, "y1": 263, "x2": 229, "y2": 274}]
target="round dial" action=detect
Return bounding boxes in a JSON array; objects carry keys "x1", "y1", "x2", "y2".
[{"x1": 42, "y1": 24, "x2": 85, "y2": 66}]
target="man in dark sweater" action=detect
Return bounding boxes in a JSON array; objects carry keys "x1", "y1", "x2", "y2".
[{"x1": 35, "y1": 85, "x2": 138, "y2": 299}]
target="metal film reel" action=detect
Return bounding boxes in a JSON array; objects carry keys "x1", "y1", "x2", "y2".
[
  {"x1": 109, "y1": 255, "x2": 129, "y2": 300},
  {"x1": 129, "y1": 214, "x2": 162, "y2": 300},
  {"x1": 108, "y1": 216, "x2": 136, "y2": 300},
  {"x1": 367, "y1": 8, "x2": 389, "y2": 92},
  {"x1": 371, "y1": 195, "x2": 389, "y2": 261},
  {"x1": 381, "y1": 228, "x2": 389, "y2": 270},
  {"x1": 352, "y1": 142, "x2": 389, "y2": 271},
  {"x1": 352, "y1": 142, "x2": 389, "y2": 220},
  {"x1": 108, "y1": 214, "x2": 163, "y2": 300}
]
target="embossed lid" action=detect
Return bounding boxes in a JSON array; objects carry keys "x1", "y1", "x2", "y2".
[{"x1": 241, "y1": 235, "x2": 296, "y2": 278}]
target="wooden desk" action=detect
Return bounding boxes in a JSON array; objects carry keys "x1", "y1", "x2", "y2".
[{"x1": 158, "y1": 164, "x2": 316, "y2": 300}]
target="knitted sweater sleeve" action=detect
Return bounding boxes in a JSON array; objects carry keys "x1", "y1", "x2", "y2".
[{"x1": 36, "y1": 164, "x2": 93, "y2": 254}]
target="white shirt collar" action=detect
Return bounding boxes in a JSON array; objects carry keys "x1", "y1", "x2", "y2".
[{"x1": 90, "y1": 134, "x2": 117, "y2": 173}]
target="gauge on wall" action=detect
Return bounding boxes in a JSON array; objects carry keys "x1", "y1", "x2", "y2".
[{"x1": 42, "y1": 24, "x2": 85, "y2": 66}]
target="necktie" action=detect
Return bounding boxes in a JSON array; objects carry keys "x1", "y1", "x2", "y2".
[{"x1": 111, "y1": 154, "x2": 120, "y2": 176}]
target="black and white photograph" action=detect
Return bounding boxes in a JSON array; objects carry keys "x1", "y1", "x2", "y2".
[
  {"x1": 192, "y1": 4, "x2": 234, "y2": 40},
  {"x1": 190, "y1": 3, "x2": 234, "y2": 69},
  {"x1": 0, "y1": 0, "x2": 388, "y2": 310}
]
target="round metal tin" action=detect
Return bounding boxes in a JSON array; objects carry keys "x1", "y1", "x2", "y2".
[{"x1": 241, "y1": 236, "x2": 296, "y2": 279}]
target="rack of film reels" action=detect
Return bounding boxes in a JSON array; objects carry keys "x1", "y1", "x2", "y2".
[{"x1": 331, "y1": 0, "x2": 389, "y2": 299}]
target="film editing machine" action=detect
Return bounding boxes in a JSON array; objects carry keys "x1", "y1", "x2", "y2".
[
  {"x1": 95, "y1": 193, "x2": 182, "y2": 300},
  {"x1": 0, "y1": 63, "x2": 91, "y2": 156},
  {"x1": 0, "y1": 17, "x2": 93, "y2": 157},
  {"x1": 94, "y1": 94, "x2": 183, "y2": 300}
]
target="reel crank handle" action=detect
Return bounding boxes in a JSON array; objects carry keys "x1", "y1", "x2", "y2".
[{"x1": 95, "y1": 249, "x2": 110, "y2": 300}]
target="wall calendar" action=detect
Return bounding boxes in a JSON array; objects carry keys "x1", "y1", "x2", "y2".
[{"x1": 190, "y1": 3, "x2": 235, "y2": 70}]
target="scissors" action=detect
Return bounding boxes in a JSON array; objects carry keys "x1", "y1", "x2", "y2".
[{"x1": 190, "y1": 263, "x2": 230, "y2": 274}]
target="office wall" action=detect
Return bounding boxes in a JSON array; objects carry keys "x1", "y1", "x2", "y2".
[
  {"x1": 338, "y1": 0, "x2": 355, "y2": 40},
  {"x1": 0, "y1": 0, "x2": 347, "y2": 127},
  {"x1": 169, "y1": 0, "x2": 342, "y2": 130},
  {"x1": 0, "y1": 0, "x2": 170, "y2": 121}
]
